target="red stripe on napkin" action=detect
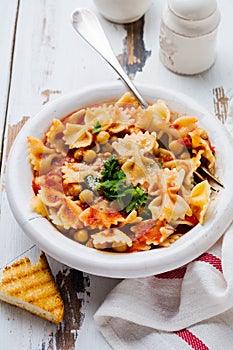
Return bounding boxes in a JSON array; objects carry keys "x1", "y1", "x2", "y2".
[
  {"x1": 155, "y1": 265, "x2": 187, "y2": 279},
  {"x1": 155, "y1": 253, "x2": 222, "y2": 280},
  {"x1": 195, "y1": 253, "x2": 222, "y2": 273},
  {"x1": 173, "y1": 254, "x2": 221, "y2": 349},
  {"x1": 176, "y1": 329, "x2": 209, "y2": 350}
]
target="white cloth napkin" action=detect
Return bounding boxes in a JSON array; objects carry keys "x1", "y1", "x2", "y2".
[{"x1": 94, "y1": 102, "x2": 233, "y2": 350}]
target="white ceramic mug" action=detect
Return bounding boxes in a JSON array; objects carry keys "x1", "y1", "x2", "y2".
[{"x1": 93, "y1": 0, "x2": 152, "y2": 24}]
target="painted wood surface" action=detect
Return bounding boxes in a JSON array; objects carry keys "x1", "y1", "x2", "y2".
[
  {"x1": 1, "y1": 0, "x2": 233, "y2": 349},
  {"x1": 0, "y1": 0, "x2": 19, "y2": 168}
]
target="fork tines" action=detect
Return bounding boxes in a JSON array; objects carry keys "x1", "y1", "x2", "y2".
[
  {"x1": 195, "y1": 86, "x2": 229, "y2": 190},
  {"x1": 199, "y1": 166, "x2": 224, "y2": 188}
]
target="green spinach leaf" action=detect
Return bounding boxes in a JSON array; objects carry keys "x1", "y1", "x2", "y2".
[{"x1": 96, "y1": 156, "x2": 148, "y2": 213}]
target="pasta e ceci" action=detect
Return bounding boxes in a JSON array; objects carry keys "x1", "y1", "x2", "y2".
[{"x1": 28, "y1": 92, "x2": 215, "y2": 253}]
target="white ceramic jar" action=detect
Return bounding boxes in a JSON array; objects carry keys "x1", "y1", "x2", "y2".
[
  {"x1": 93, "y1": 0, "x2": 152, "y2": 24},
  {"x1": 159, "y1": 0, "x2": 221, "y2": 75}
]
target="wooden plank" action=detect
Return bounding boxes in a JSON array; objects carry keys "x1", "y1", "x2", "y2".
[{"x1": 0, "y1": 0, "x2": 19, "y2": 167}]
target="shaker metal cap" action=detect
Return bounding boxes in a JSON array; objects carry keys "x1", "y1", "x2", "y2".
[{"x1": 168, "y1": 0, "x2": 217, "y2": 21}]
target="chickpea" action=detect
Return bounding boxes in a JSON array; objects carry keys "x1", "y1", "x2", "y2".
[
  {"x1": 180, "y1": 151, "x2": 190, "y2": 159},
  {"x1": 169, "y1": 140, "x2": 184, "y2": 155},
  {"x1": 67, "y1": 184, "x2": 82, "y2": 197},
  {"x1": 79, "y1": 189, "x2": 94, "y2": 204},
  {"x1": 96, "y1": 131, "x2": 110, "y2": 144},
  {"x1": 83, "y1": 149, "x2": 96, "y2": 163},
  {"x1": 73, "y1": 229, "x2": 89, "y2": 243},
  {"x1": 102, "y1": 143, "x2": 113, "y2": 153},
  {"x1": 112, "y1": 243, "x2": 128, "y2": 252},
  {"x1": 74, "y1": 149, "x2": 83, "y2": 161}
]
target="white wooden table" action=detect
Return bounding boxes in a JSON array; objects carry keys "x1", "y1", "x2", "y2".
[{"x1": 1, "y1": 1, "x2": 233, "y2": 349}]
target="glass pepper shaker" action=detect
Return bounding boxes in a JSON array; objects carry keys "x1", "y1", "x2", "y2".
[{"x1": 159, "y1": 0, "x2": 221, "y2": 75}]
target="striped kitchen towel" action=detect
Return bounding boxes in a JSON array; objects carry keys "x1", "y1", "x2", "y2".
[{"x1": 94, "y1": 103, "x2": 233, "y2": 350}]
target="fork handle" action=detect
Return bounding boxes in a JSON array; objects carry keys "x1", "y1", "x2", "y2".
[{"x1": 71, "y1": 8, "x2": 148, "y2": 109}]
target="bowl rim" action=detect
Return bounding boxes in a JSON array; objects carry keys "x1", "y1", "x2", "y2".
[{"x1": 6, "y1": 81, "x2": 233, "y2": 278}]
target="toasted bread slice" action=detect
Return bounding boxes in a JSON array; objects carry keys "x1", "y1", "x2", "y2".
[{"x1": 0, "y1": 252, "x2": 64, "y2": 324}]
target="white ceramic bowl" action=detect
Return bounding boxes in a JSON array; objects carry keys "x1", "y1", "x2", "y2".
[{"x1": 6, "y1": 82, "x2": 233, "y2": 278}]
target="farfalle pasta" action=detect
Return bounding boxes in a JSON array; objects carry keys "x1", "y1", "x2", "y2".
[{"x1": 28, "y1": 93, "x2": 216, "y2": 253}]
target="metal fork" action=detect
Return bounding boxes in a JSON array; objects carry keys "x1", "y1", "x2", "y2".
[{"x1": 194, "y1": 87, "x2": 228, "y2": 189}]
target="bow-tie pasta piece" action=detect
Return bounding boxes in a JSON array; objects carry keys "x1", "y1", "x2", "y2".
[
  {"x1": 64, "y1": 109, "x2": 86, "y2": 124},
  {"x1": 108, "y1": 105, "x2": 135, "y2": 133},
  {"x1": 130, "y1": 220, "x2": 175, "y2": 251},
  {"x1": 63, "y1": 123, "x2": 93, "y2": 149},
  {"x1": 172, "y1": 116, "x2": 198, "y2": 138},
  {"x1": 62, "y1": 161, "x2": 103, "y2": 184},
  {"x1": 148, "y1": 168, "x2": 192, "y2": 223},
  {"x1": 79, "y1": 200, "x2": 125, "y2": 230},
  {"x1": 84, "y1": 107, "x2": 113, "y2": 130},
  {"x1": 190, "y1": 180, "x2": 211, "y2": 224},
  {"x1": 91, "y1": 228, "x2": 132, "y2": 251},
  {"x1": 49, "y1": 197, "x2": 82, "y2": 230},
  {"x1": 116, "y1": 92, "x2": 139, "y2": 109},
  {"x1": 112, "y1": 132, "x2": 160, "y2": 186},
  {"x1": 27, "y1": 137, "x2": 62, "y2": 174},
  {"x1": 46, "y1": 119, "x2": 68, "y2": 155},
  {"x1": 189, "y1": 128, "x2": 215, "y2": 169},
  {"x1": 30, "y1": 193, "x2": 49, "y2": 219}
]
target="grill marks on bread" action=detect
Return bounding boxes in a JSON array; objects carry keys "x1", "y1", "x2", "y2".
[{"x1": 0, "y1": 253, "x2": 64, "y2": 324}]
